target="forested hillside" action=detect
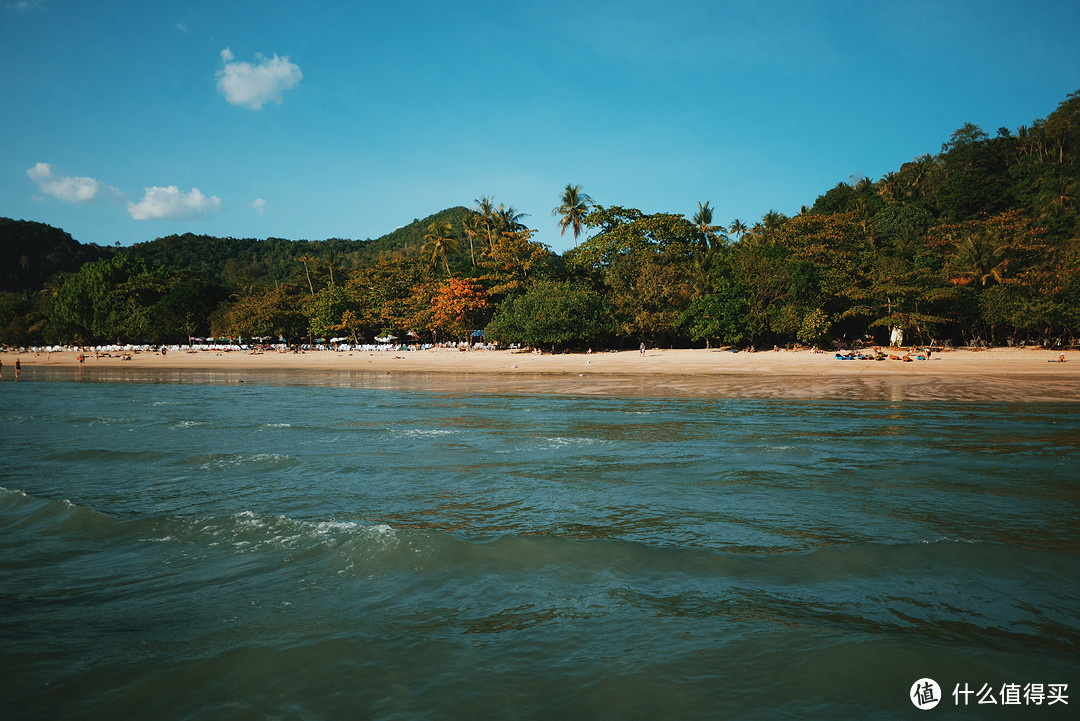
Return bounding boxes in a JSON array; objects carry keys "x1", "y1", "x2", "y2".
[
  {"x1": 120, "y1": 207, "x2": 473, "y2": 288},
  {"x1": 2, "y1": 90, "x2": 1077, "y2": 349},
  {"x1": 0, "y1": 218, "x2": 111, "y2": 293}
]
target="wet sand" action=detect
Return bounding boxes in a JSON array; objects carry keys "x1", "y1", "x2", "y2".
[{"x1": 4, "y1": 346, "x2": 1078, "y2": 402}]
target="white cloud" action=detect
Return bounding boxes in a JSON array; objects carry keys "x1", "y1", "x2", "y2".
[
  {"x1": 27, "y1": 162, "x2": 122, "y2": 203},
  {"x1": 8, "y1": 0, "x2": 47, "y2": 12},
  {"x1": 216, "y1": 47, "x2": 302, "y2": 110},
  {"x1": 127, "y1": 186, "x2": 223, "y2": 220},
  {"x1": 251, "y1": 198, "x2": 267, "y2": 213}
]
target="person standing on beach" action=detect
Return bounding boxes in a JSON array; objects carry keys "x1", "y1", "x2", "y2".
[
  {"x1": 640, "y1": 342, "x2": 646, "y2": 355},
  {"x1": 14, "y1": 359, "x2": 21, "y2": 379}
]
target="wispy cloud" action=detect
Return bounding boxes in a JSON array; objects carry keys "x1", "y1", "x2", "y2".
[
  {"x1": 27, "y1": 162, "x2": 123, "y2": 203},
  {"x1": 251, "y1": 198, "x2": 267, "y2": 213},
  {"x1": 128, "y1": 186, "x2": 223, "y2": 220},
  {"x1": 216, "y1": 47, "x2": 302, "y2": 110},
  {"x1": 7, "y1": 0, "x2": 47, "y2": 13}
]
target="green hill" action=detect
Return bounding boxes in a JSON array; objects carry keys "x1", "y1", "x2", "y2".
[
  {"x1": 120, "y1": 206, "x2": 473, "y2": 288},
  {"x1": 0, "y1": 218, "x2": 112, "y2": 293}
]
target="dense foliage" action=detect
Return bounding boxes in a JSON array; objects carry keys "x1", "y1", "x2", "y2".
[{"x1": 3, "y1": 91, "x2": 1078, "y2": 349}]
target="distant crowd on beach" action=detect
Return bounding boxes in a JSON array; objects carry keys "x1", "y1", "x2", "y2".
[{"x1": 0, "y1": 339, "x2": 504, "y2": 357}]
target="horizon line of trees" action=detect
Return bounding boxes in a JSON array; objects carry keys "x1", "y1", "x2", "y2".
[{"x1": 2, "y1": 90, "x2": 1078, "y2": 350}]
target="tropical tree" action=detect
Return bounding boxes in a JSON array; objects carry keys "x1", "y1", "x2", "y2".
[
  {"x1": 485, "y1": 280, "x2": 612, "y2": 349},
  {"x1": 949, "y1": 229, "x2": 1010, "y2": 287},
  {"x1": 679, "y1": 276, "x2": 751, "y2": 347},
  {"x1": 461, "y1": 212, "x2": 481, "y2": 265},
  {"x1": 473, "y1": 196, "x2": 529, "y2": 250},
  {"x1": 474, "y1": 195, "x2": 498, "y2": 249},
  {"x1": 212, "y1": 283, "x2": 307, "y2": 341},
  {"x1": 552, "y1": 184, "x2": 594, "y2": 246},
  {"x1": 477, "y1": 229, "x2": 557, "y2": 299},
  {"x1": 421, "y1": 221, "x2": 460, "y2": 273},
  {"x1": 430, "y1": 277, "x2": 489, "y2": 344},
  {"x1": 495, "y1": 204, "x2": 529, "y2": 235},
  {"x1": 298, "y1": 255, "x2": 316, "y2": 296},
  {"x1": 303, "y1": 284, "x2": 353, "y2": 339},
  {"x1": 728, "y1": 218, "x2": 748, "y2": 240},
  {"x1": 691, "y1": 201, "x2": 722, "y2": 249}
]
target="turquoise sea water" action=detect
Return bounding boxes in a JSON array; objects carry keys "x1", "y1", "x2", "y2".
[{"x1": 1, "y1": 370, "x2": 1078, "y2": 719}]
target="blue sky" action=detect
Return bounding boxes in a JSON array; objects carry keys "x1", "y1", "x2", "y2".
[{"x1": 2, "y1": 0, "x2": 1079, "y2": 253}]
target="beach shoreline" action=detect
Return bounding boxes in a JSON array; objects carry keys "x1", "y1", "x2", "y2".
[{"x1": 3, "y1": 346, "x2": 1078, "y2": 402}]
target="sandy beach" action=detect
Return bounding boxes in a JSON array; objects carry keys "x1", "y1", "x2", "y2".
[{"x1": 3, "y1": 346, "x2": 1078, "y2": 402}]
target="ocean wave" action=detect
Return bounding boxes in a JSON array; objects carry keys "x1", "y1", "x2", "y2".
[
  {"x1": 168, "y1": 420, "x2": 210, "y2": 429},
  {"x1": 540, "y1": 436, "x2": 606, "y2": 447},
  {"x1": 44, "y1": 448, "x2": 170, "y2": 463},
  {"x1": 70, "y1": 416, "x2": 139, "y2": 426},
  {"x1": 0, "y1": 489, "x2": 404, "y2": 571},
  {"x1": 177, "y1": 452, "x2": 299, "y2": 472},
  {"x1": 392, "y1": 428, "x2": 460, "y2": 438}
]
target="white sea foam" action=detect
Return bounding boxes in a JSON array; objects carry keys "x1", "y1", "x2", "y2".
[
  {"x1": 314, "y1": 520, "x2": 360, "y2": 534},
  {"x1": 541, "y1": 437, "x2": 605, "y2": 447},
  {"x1": 197, "y1": 453, "x2": 293, "y2": 471},
  {"x1": 394, "y1": 428, "x2": 458, "y2": 438}
]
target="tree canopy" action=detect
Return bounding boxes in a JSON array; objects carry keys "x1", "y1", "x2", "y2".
[{"x1": 3, "y1": 89, "x2": 1079, "y2": 350}]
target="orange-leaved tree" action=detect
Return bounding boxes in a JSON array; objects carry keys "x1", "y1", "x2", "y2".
[{"x1": 430, "y1": 277, "x2": 489, "y2": 345}]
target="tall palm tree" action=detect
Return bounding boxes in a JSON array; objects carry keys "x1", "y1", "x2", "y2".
[
  {"x1": 552, "y1": 184, "x2": 594, "y2": 246},
  {"x1": 461, "y1": 213, "x2": 481, "y2": 265},
  {"x1": 495, "y1": 204, "x2": 529, "y2": 235},
  {"x1": 728, "y1": 218, "x2": 748, "y2": 241},
  {"x1": 762, "y1": 210, "x2": 787, "y2": 231},
  {"x1": 474, "y1": 195, "x2": 499, "y2": 249},
  {"x1": 692, "y1": 201, "x2": 720, "y2": 249},
  {"x1": 298, "y1": 255, "x2": 315, "y2": 296},
  {"x1": 324, "y1": 248, "x2": 338, "y2": 286},
  {"x1": 690, "y1": 247, "x2": 716, "y2": 299},
  {"x1": 422, "y1": 221, "x2": 460, "y2": 274}
]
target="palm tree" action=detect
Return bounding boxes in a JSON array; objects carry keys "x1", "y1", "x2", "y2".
[
  {"x1": 728, "y1": 218, "x2": 748, "y2": 241},
  {"x1": 324, "y1": 248, "x2": 338, "y2": 286},
  {"x1": 298, "y1": 255, "x2": 315, "y2": 296},
  {"x1": 692, "y1": 201, "x2": 724, "y2": 249},
  {"x1": 461, "y1": 213, "x2": 481, "y2": 265},
  {"x1": 952, "y1": 230, "x2": 1009, "y2": 286},
  {"x1": 495, "y1": 204, "x2": 529, "y2": 236},
  {"x1": 762, "y1": 210, "x2": 787, "y2": 231},
  {"x1": 422, "y1": 221, "x2": 460, "y2": 274},
  {"x1": 1040, "y1": 177, "x2": 1079, "y2": 218},
  {"x1": 690, "y1": 247, "x2": 716, "y2": 299},
  {"x1": 474, "y1": 195, "x2": 499, "y2": 249},
  {"x1": 552, "y1": 184, "x2": 594, "y2": 246}
]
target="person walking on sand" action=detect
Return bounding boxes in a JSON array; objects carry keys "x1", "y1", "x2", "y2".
[{"x1": 640, "y1": 342, "x2": 645, "y2": 356}]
